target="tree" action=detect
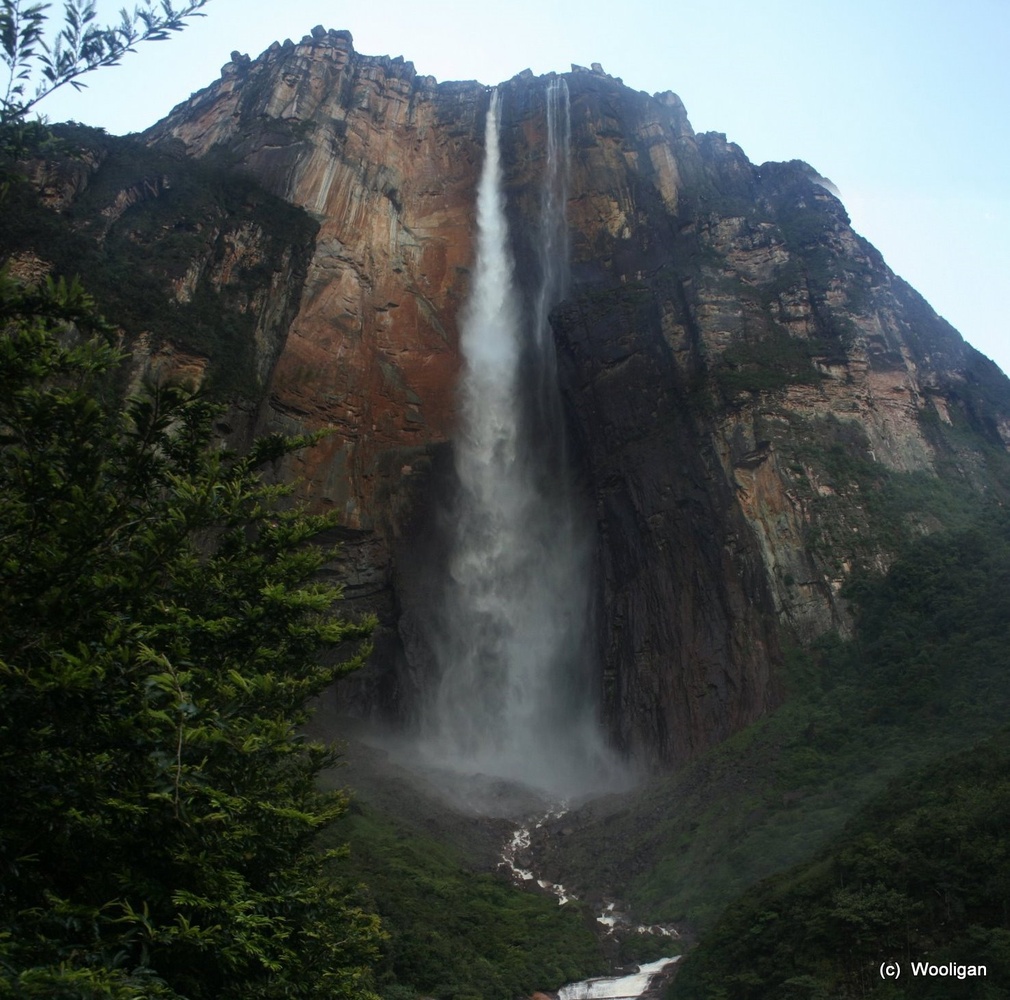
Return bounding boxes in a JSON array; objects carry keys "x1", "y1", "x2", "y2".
[
  {"x1": 1, "y1": 0, "x2": 211, "y2": 126},
  {"x1": 0, "y1": 271, "x2": 382, "y2": 998}
]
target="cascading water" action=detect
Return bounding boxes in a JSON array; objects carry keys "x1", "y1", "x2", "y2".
[{"x1": 416, "y1": 82, "x2": 623, "y2": 801}]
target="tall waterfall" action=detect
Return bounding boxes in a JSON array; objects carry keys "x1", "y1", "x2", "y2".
[{"x1": 418, "y1": 83, "x2": 620, "y2": 801}]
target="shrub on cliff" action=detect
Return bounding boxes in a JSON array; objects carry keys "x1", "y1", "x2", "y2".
[{"x1": 0, "y1": 271, "x2": 381, "y2": 998}]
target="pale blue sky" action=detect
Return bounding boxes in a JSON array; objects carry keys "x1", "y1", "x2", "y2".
[{"x1": 37, "y1": 0, "x2": 1010, "y2": 375}]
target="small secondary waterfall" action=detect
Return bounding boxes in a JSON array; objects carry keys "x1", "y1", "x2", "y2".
[{"x1": 417, "y1": 82, "x2": 620, "y2": 800}]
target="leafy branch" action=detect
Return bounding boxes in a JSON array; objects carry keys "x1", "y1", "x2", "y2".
[{"x1": 1, "y1": 0, "x2": 211, "y2": 126}]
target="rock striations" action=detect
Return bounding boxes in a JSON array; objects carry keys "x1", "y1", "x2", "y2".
[{"x1": 10, "y1": 29, "x2": 1010, "y2": 770}]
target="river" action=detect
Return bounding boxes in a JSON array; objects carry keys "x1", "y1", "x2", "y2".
[{"x1": 500, "y1": 814, "x2": 681, "y2": 999}]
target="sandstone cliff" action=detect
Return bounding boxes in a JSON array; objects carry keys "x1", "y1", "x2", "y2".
[
  {"x1": 147, "y1": 29, "x2": 480, "y2": 527},
  {"x1": 7, "y1": 28, "x2": 1010, "y2": 770}
]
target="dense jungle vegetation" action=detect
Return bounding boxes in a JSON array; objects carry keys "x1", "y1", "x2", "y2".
[
  {"x1": 670, "y1": 729, "x2": 1010, "y2": 998},
  {"x1": 660, "y1": 511, "x2": 1010, "y2": 997},
  {"x1": 323, "y1": 804, "x2": 605, "y2": 1000},
  {"x1": 522, "y1": 499, "x2": 1010, "y2": 998}
]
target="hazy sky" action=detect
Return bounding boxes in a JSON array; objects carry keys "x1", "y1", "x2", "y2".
[{"x1": 36, "y1": 0, "x2": 1010, "y2": 375}]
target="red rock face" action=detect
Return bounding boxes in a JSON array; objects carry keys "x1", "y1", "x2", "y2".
[
  {"x1": 145, "y1": 32, "x2": 1010, "y2": 770},
  {"x1": 150, "y1": 31, "x2": 484, "y2": 525}
]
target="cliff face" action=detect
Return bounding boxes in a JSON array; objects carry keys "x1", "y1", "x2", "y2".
[
  {"x1": 9, "y1": 29, "x2": 1010, "y2": 770},
  {"x1": 146, "y1": 30, "x2": 483, "y2": 527}
]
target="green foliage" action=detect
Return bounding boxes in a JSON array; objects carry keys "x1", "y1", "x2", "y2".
[
  {"x1": 670, "y1": 731, "x2": 1010, "y2": 999},
  {"x1": 321, "y1": 804, "x2": 607, "y2": 1000},
  {"x1": 845, "y1": 515, "x2": 1010, "y2": 717},
  {"x1": 1, "y1": 0, "x2": 211, "y2": 126},
  {"x1": 0, "y1": 270, "x2": 381, "y2": 997},
  {"x1": 547, "y1": 506, "x2": 1010, "y2": 942}
]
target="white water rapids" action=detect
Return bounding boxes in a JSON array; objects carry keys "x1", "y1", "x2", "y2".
[
  {"x1": 557, "y1": 957, "x2": 682, "y2": 1000},
  {"x1": 499, "y1": 812, "x2": 681, "y2": 999}
]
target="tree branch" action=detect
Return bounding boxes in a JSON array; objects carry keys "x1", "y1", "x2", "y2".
[{"x1": 1, "y1": 0, "x2": 211, "y2": 126}]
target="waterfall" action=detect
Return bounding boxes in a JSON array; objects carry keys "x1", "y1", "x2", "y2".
[{"x1": 417, "y1": 82, "x2": 622, "y2": 801}]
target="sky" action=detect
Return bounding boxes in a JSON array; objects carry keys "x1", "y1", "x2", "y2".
[{"x1": 34, "y1": 0, "x2": 1010, "y2": 375}]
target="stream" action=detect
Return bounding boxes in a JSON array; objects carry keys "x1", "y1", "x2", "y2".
[{"x1": 500, "y1": 812, "x2": 681, "y2": 999}]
